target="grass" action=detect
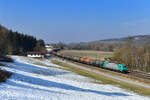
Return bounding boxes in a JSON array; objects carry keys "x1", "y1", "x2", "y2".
[
  {"x1": 59, "y1": 50, "x2": 113, "y2": 60},
  {"x1": 51, "y1": 60, "x2": 150, "y2": 97}
]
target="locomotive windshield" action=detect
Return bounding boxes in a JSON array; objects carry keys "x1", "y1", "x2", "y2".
[
  {"x1": 124, "y1": 66, "x2": 127, "y2": 68},
  {"x1": 123, "y1": 65, "x2": 128, "y2": 71}
]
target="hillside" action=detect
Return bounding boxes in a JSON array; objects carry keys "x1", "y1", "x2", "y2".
[
  {"x1": 66, "y1": 35, "x2": 150, "y2": 51},
  {"x1": 98, "y1": 35, "x2": 150, "y2": 46},
  {"x1": 78, "y1": 35, "x2": 150, "y2": 45}
]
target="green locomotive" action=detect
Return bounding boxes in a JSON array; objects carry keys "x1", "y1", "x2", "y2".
[{"x1": 103, "y1": 61, "x2": 128, "y2": 72}]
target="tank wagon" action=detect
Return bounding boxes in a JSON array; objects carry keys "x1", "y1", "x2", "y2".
[{"x1": 51, "y1": 51, "x2": 128, "y2": 73}]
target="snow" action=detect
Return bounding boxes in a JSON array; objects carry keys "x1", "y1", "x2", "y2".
[{"x1": 0, "y1": 56, "x2": 149, "y2": 100}]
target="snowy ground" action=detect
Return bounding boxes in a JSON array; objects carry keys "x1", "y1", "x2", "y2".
[{"x1": 0, "y1": 56, "x2": 149, "y2": 100}]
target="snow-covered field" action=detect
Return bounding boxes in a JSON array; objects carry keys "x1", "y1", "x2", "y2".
[{"x1": 0, "y1": 56, "x2": 149, "y2": 100}]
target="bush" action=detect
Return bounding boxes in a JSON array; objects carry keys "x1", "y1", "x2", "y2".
[{"x1": 0, "y1": 55, "x2": 13, "y2": 62}]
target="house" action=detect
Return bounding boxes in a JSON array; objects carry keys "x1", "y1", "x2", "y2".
[
  {"x1": 27, "y1": 52, "x2": 45, "y2": 58},
  {"x1": 45, "y1": 44, "x2": 54, "y2": 53}
]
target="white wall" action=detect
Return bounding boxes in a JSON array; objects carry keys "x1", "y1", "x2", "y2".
[{"x1": 27, "y1": 54, "x2": 44, "y2": 58}]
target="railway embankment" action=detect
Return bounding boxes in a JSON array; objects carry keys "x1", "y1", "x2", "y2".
[{"x1": 52, "y1": 57, "x2": 150, "y2": 96}]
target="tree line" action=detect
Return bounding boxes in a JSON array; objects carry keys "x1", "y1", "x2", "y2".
[
  {"x1": 52, "y1": 41, "x2": 124, "y2": 52},
  {"x1": 66, "y1": 42, "x2": 124, "y2": 52},
  {"x1": 113, "y1": 37, "x2": 150, "y2": 72},
  {"x1": 0, "y1": 25, "x2": 45, "y2": 55}
]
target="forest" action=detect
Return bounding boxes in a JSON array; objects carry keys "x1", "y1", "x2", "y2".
[{"x1": 0, "y1": 25, "x2": 45, "y2": 55}]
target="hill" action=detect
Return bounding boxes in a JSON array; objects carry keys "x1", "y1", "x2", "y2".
[
  {"x1": 98, "y1": 35, "x2": 150, "y2": 46},
  {"x1": 67, "y1": 35, "x2": 150, "y2": 51}
]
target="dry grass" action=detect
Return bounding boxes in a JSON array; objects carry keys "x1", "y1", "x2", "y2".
[{"x1": 59, "y1": 50, "x2": 113, "y2": 60}]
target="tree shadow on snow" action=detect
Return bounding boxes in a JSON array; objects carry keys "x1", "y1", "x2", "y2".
[
  {"x1": 9, "y1": 72, "x2": 130, "y2": 97},
  {"x1": 6, "y1": 80, "x2": 67, "y2": 95},
  {"x1": 5, "y1": 61, "x2": 70, "y2": 76}
]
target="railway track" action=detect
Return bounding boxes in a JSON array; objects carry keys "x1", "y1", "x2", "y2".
[
  {"x1": 54, "y1": 57, "x2": 150, "y2": 84},
  {"x1": 129, "y1": 71, "x2": 150, "y2": 80},
  {"x1": 51, "y1": 49, "x2": 150, "y2": 85},
  {"x1": 54, "y1": 57, "x2": 150, "y2": 90}
]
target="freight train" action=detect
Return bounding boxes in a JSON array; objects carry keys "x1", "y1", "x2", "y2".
[{"x1": 51, "y1": 51, "x2": 128, "y2": 73}]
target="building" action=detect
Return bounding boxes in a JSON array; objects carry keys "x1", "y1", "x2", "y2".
[
  {"x1": 45, "y1": 44, "x2": 54, "y2": 53},
  {"x1": 27, "y1": 52, "x2": 45, "y2": 58}
]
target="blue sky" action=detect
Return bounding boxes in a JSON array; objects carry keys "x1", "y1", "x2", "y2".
[{"x1": 0, "y1": 0, "x2": 150, "y2": 43}]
